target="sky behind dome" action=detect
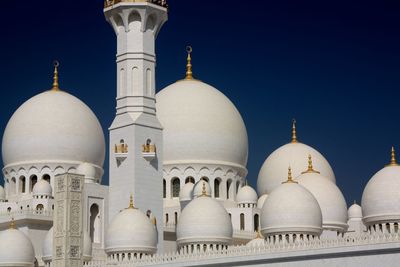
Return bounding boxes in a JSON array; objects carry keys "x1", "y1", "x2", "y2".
[{"x1": 1, "y1": 0, "x2": 400, "y2": 204}]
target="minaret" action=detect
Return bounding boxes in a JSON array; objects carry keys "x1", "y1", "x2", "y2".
[{"x1": 104, "y1": 0, "x2": 168, "y2": 251}]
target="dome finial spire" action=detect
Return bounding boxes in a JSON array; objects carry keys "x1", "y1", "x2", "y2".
[
  {"x1": 51, "y1": 60, "x2": 60, "y2": 91},
  {"x1": 291, "y1": 119, "x2": 298, "y2": 143},
  {"x1": 386, "y1": 146, "x2": 399, "y2": 167},
  {"x1": 185, "y1": 46, "x2": 193, "y2": 80},
  {"x1": 9, "y1": 217, "x2": 15, "y2": 229},
  {"x1": 283, "y1": 166, "x2": 298, "y2": 184},
  {"x1": 128, "y1": 194, "x2": 136, "y2": 209},
  {"x1": 301, "y1": 154, "x2": 320, "y2": 174},
  {"x1": 201, "y1": 181, "x2": 208, "y2": 197}
]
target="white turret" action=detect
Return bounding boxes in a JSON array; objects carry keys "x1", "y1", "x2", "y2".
[{"x1": 104, "y1": 0, "x2": 168, "y2": 251}]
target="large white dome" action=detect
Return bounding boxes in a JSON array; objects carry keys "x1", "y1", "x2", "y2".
[
  {"x1": 236, "y1": 185, "x2": 258, "y2": 205},
  {"x1": 32, "y1": 179, "x2": 52, "y2": 197},
  {"x1": 2, "y1": 90, "x2": 105, "y2": 168},
  {"x1": 298, "y1": 169, "x2": 348, "y2": 232},
  {"x1": 261, "y1": 172, "x2": 322, "y2": 237},
  {"x1": 156, "y1": 80, "x2": 248, "y2": 172},
  {"x1": 258, "y1": 141, "x2": 335, "y2": 195},
  {"x1": 105, "y1": 203, "x2": 157, "y2": 255},
  {"x1": 362, "y1": 155, "x2": 400, "y2": 226},
  {"x1": 176, "y1": 193, "x2": 233, "y2": 247},
  {"x1": 0, "y1": 227, "x2": 35, "y2": 267}
]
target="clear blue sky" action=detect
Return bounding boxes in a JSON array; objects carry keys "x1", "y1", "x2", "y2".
[{"x1": 1, "y1": 1, "x2": 400, "y2": 205}]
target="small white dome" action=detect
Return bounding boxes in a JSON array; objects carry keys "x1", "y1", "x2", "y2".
[
  {"x1": 0, "y1": 227, "x2": 35, "y2": 267},
  {"x1": 258, "y1": 142, "x2": 335, "y2": 195},
  {"x1": 105, "y1": 204, "x2": 157, "y2": 255},
  {"x1": 77, "y1": 162, "x2": 97, "y2": 183},
  {"x1": 261, "y1": 174, "x2": 322, "y2": 237},
  {"x1": 257, "y1": 194, "x2": 268, "y2": 209},
  {"x1": 177, "y1": 194, "x2": 232, "y2": 247},
  {"x1": 42, "y1": 227, "x2": 92, "y2": 263},
  {"x1": 32, "y1": 179, "x2": 52, "y2": 197},
  {"x1": 298, "y1": 171, "x2": 348, "y2": 232},
  {"x1": 156, "y1": 80, "x2": 248, "y2": 172},
  {"x1": 236, "y1": 185, "x2": 258, "y2": 204},
  {"x1": 0, "y1": 185, "x2": 5, "y2": 201},
  {"x1": 192, "y1": 180, "x2": 211, "y2": 198},
  {"x1": 362, "y1": 161, "x2": 400, "y2": 226},
  {"x1": 348, "y1": 203, "x2": 362, "y2": 219},
  {"x1": 246, "y1": 232, "x2": 266, "y2": 247},
  {"x1": 179, "y1": 182, "x2": 194, "y2": 201},
  {"x1": 2, "y1": 90, "x2": 105, "y2": 169}
]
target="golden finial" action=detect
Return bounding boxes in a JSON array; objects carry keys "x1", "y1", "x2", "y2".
[
  {"x1": 9, "y1": 218, "x2": 16, "y2": 229},
  {"x1": 128, "y1": 194, "x2": 136, "y2": 209},
  {"x1": 301, "y1": 154, "x2": 320, "y2": 174},
  {"x1": 282, "y1": 166, "x2": 298, "y2": 184},
  {"x1": 185, "y1": 46, "x2": 193, "y2": 80},
  {"x1": 201, "y1": 181, "x2": 208, "y2": 197},
  {"x1": 255, "y1": 229, "x2": 263, "y2": 239},
  {"x1": 51, "y1": 60, "x2": 60, "y2": 91},
  {"x1": 386, "y1": 146, "x2": 399, "y2": 167},
  {"x1": 291, "y1": 119, "x2": 297, "y2": 143}
]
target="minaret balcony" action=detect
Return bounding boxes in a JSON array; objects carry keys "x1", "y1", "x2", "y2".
[
  {"x1": 142, "y1": 144, "x2": 156, "y2": 161},
  {"x1": 104, "y1": 0, "x2": 168, "y2": 8}
]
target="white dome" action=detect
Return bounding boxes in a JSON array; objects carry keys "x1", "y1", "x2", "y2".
[
  {"x1": 236, "y1": 185, "x2": 258, "y2": 204},
  {"x1": 258, "y1": 142, "x2": 335, "y2": 195},
  {"x1": 192, "y1": 180, "x2": 211, "y2": 198},
  {"x1": 156, "y1": 80, "x2": 248, "y2": 172},
  {"x1": 42, "y1": 227, "x2": 92, "y2": 262},
  {"x1": 246, "y1": 233, "x2": 266, "y2": 247},
  {"x1": 261, "y1": 178, "x2": 322, "y2": 237},
  {"x1": 362, "y1": 164, "x2": 400, "y2": 225},
  {"x1": 298, "y1": 171, "x2": 348, "y2": 232},
  {"x1": 0, "y1": 185, "x2": 5, "y2": 201},
  {"x1": 2, "y1": 90, "x2": 105, "y2": 168},
  {"x1": 0, "y1": 228, "x2": 35, "y2": 267},
  {"x1": 32, "y1": 179, "x2": 52, "y2": 197},
  {"x1": 257, "y1": 194, "x2": 268, "y2": 209},
  {"x1": 348, "y1": 203, "x2": 362, "y2": 219},
  {"x1": 105, "y1": 205, "x2": 157, "y2": 255},
  {"x1": 180, "y1": 182, "x2": 194, "y2": 201},
  {"x1": 177, "y1": 194, "x2": 232, "y2": 247},
  {"x1": 77, "y1": 162, "x2": 97, "y2": 183}
]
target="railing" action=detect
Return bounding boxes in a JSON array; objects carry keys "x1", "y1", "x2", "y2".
[
  {"x1": 0, "y1": 208, "x2": 53, "y2": 218},
  {"x1": 104, "y1": 0, "x2": 168, "y2": 8},
  {"x1": 84, "y1": 231, "x2": 400, "y2": 267}
]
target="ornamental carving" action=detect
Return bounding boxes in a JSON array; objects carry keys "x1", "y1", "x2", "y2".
[
  {"x1": 71, "y1": 177, "x2": 81, "y2": 191},
  {"x1": 56, "y1": 201, "x2": 64, "y2": 233},
  {"x1": 70, "y1": 246, "x2": 79, "y2": 258},
  {"x1": 70, "y1": 200, "x2": 81, "y2": 234}
]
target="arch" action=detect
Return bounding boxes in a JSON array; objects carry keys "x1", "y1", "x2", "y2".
[
  {"x1": 36, "y1": 204, "x2": 44, "y2": 211},
  {"x1": 163, "y1": 179, "x2": 166, "y2": 198},
  {"x1": 7, "y1": 207, "x2": 11, "y2": 212},
  {"x1": 146, "y1": 68, "x2": 152, "y2": 96},
  {"x1": 145, "y1": 13, "x2": 157, "y2": 31},
  {"x1": 174, "y1": 212, "x2": 178, "y2": 224},
  {"x1": 131, "y1": 66, "x2": 139, "y2": 95},
  {"x1": 240, "y1": 213, "x2": 245, "y2": 230},
  {"x1": 214, "y1": 178, "x2": 221, "y2": 198},
  {"x1": 227, "y1": 179, "x2": 232, "y2": 200},
  {"x1": 185, "y1": 176, "x2": 195, "y2": 184},
  {"x1": 165, "y1": 213, "x2": 169, "y2": 223},
  {"x1": 254, "y1": 214, "x2": 260, "y2": 231},
  {"x1": 30, "y1": 175, "x2": 38, "y2": 193},
  {"x1": 119, "y1": 68, "x2": 126, "y2": 97},
  {"x1": 236, "y1": 181, "x2": 241, "y2": 195},
  {"x1": 19, "y1": 176, "x2": 26, "y2": 193},
  {"x1": 90, "y1": 204, "x2": 101, "y2": 244},
  {"x1": 171, "y1": 178, "x2": 180, "y2": 198},
  {"x1": 42, "y1": 174, "x2": 51, "y2": 184},
  {"x1": 10, "y1": 177, "x2": 16, "y2": 195},
  {"x1": 128, "y1": 11, "x2": 141, "y2": 31},
  {"x1": 200, "y1": 176, "x2": 209, "y2": 182}
]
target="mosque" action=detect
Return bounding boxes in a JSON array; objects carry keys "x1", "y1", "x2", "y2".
[{"x1": 0, "y1": 1, "x2": 400, "y2": 266}]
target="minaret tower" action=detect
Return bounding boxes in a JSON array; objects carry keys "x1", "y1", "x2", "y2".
[{"x1": 104, "y1": 0, "x2": 168, "y2": 250}]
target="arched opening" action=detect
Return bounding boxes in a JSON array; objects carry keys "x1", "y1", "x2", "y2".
[
  {"x1": 163, "y1": 179, "x2": 166, "y2": 198},
  {"x1": 174, "y1": 212, "x2": 178, "y2": 224},
  {"x1": 200, "y1": 177, "x2": 209, "y2": 182},
  {"x1": 254, "y1": 214, "x2": 259, "y2": 231},
  {"x1": 36, "y1": 204, "x2": 44, "y2": 211},
  {"x1": 90, "y1": 204, "x2": 101, "y2": 244},
  {"x1": 171, "y1": 178, "x2": 180, "y2": 198},
  {"x1": 236, "y1": 181, "x2": 241, "y2": 195},
  {"x1": 166, "y1": 213, "x2": 169, "y2": 223},
  {"x1": 214, "y1": 179, "x2": 221, "y2": 198},
  {"x1": 7, "y1": 207, "x2": 11, "y2": 212},
  {"x1": 185, "y1": 177, "x2": 195, "y2": 184},
  {"x1": 227, "y1": 180, "x2": 232, "y2": 200},
  {"x1": 42, "y1": 174, "x2": 51, "y2": 184},
  {"x1": 30, "y1": 175, "x2": 38, "y2": 193},
  {"x1": 240, "y1": 213, "x2": 245, "y2": 230},
  {"x1": 10, "y1": 177, "x2": 16, "y2": 195},
  {"x1": 19, "y1": 176, "x2": 26, "y2": 194},
  {"x1": 146, "y1": 68, "x2": 152, "y2": 96}
]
